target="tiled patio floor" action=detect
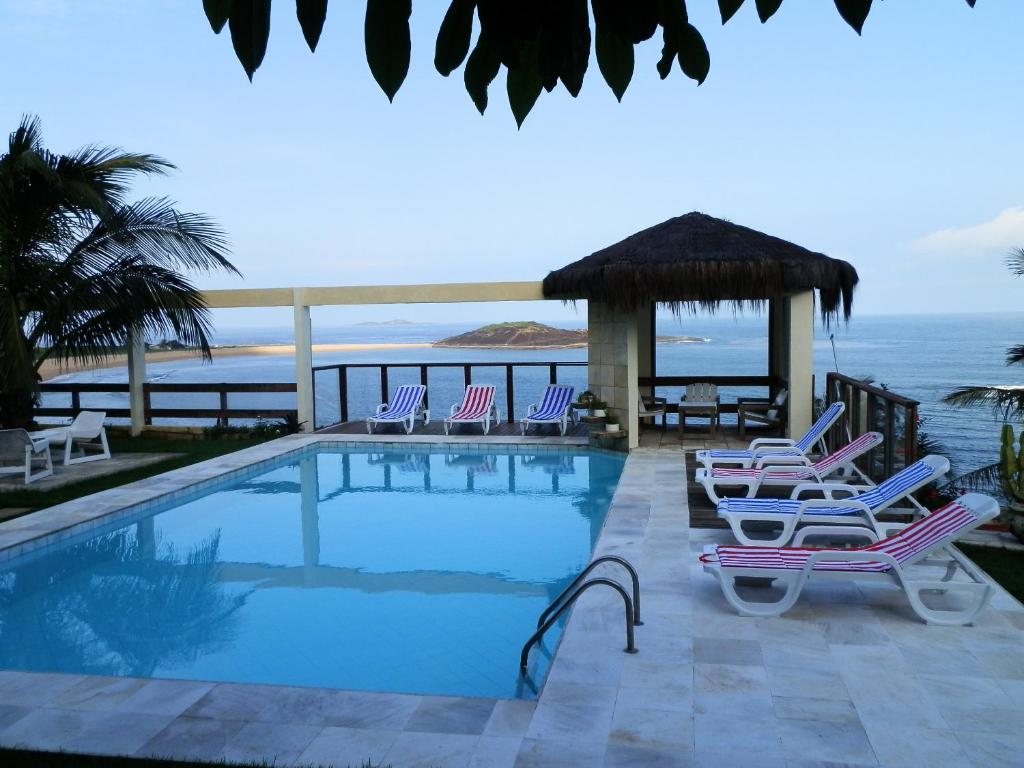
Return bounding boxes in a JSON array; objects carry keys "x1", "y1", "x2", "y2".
[
  {"x1": 0, "y1": 452, "x2": 179, "y2": 492},
  {"x1": 0, "y1": 438, "x2": 1022, "y2": 767}
]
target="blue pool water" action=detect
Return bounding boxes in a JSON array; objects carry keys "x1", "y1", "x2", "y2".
[{"x1": 0, "y1": 445, "x2": 625, "y2": 699}]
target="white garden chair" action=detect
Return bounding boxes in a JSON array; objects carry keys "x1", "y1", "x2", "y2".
[
  {"x1": 0, "y1": 429, "x2": 54, "y2": 484},
  {"x1": 30, "y1": 410, "x2": 110, "y2": 466}
]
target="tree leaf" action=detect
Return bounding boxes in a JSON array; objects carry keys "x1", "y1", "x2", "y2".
[
  {"x1": 755, "y1": 0, "x2": 784, "y2": 23},
  {"x1": 506, "y1": 40, "x2": 543, "y2": 128},
  {"x1": 365, "y1": 0, "x2": 412, "y2": 101},
  {"x1": 833, "y1": 0, "x2": 872, "y2": 35},
  {"x1": 676, "y1": 23, "x2": 709, "y2": 84},
  {"x1": 559, "y1": 0, "x2": 590, "y2": 97},
  {"x1": 596, "y1": 26, "x2": 634, "y2": 100},
  {"x1": 463, "y1": 33, "x2": 501, "y2": 114},
  {"x1": 228, "y1": 0, "x2": 271, "y2": 81},
  {"x1": 718, "y1": 0, "x2": 746, "y2": 24},
  {"x1": 435, "y1": 0, "x2": 476, "y2": 76},
  {"x1": 204, "y1": 0, "x2": 231, "y2": 33},
  {"x1": 296, "y1": 0, "x2": 328, "y2": 52}
]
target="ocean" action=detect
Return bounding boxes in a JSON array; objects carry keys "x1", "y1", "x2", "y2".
[{"x1": 43, "y1": 312, "x2": 1024, "y2": 480}]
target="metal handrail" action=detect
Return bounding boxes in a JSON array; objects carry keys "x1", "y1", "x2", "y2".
[
  {"x1": 519, "y1": 577, "x2": 637, "y2": 673},
  {"x1": 537, "y1": 556, "x2": 641, "y2": 629}
]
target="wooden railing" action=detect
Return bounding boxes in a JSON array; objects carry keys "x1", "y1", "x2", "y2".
[
  {"x1": 311, "y1": 361, "x2": 588, "y2": 429},
  {"x1": 637, "y1": 375, "x2": 788, "y2": 415},
  {"x1": 825, "y1": 372, "x2": 920, "y2": 483},
  {"x1": 37, "y1": 382, "x2": 297, "y2": 425}
]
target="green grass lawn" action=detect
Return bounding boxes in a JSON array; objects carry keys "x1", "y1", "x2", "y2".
[
  {"x1": 959, "y1": 543, "x2": 1024, "y2": 604},
  {"x1": 0, "y1": 750, "x2": 385, "y2": 768},
  {"x1": 0, "y1": 436, "x2": 267, "y2": 513}
]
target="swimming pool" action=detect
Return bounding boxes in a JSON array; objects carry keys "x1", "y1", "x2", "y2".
[{"x1": 0, "y1": 444, "x2": 625, "y2": 699}]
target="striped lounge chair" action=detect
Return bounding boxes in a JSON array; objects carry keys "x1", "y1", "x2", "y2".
[
  {"x1": 695, "y1": 432, "x2": 883, "y2": 504},
  {"x1": 445, "y1": 385, "x2": 500, "y2": 435},
  {"x1": 366, "y1": 384, "x2": 429, "y2": 434},
  {"x1": 701, "y1": 492, "x2": 999, "y2": 626},
  {"x1": 695, "y1": 401, "x2": 845, "y2": 469},
  {"x1": 520, "y1": 385, "x2": 576, "y2": 436},
  {"x1": 716, "y1": 454, "x2": 950, "y2": 547}
]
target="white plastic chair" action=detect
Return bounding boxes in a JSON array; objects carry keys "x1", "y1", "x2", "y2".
[
  {"x1": 0, "y1": 429, "x2": 54, "y2": 484},
  {"x1": 30, "y1": 411, "x2": 110, "y2": 466}
]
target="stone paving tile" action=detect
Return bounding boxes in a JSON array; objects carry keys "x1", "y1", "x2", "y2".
[
  {"x1": 184, "y1": 683, "x2": 277, "y2": 721},
  {"x1": 136, "y1": 716, "x2": 248, "y2": 762},
  {"x1": 483, "y1": 700, "x2": 537, "y2": 738},
  {"x1": 0, "y1": 708, "x2": 99, "y2": 751},
  {"x1": 0, "y1": 705, "x2": 29, "y2": 732},
  {"x1": 295, "y1": 725, "x2": 398, "y2": 767},
  {"x1": 51, "y1": 675, "x2": 148, "y2": 711},
  {"x1": 772, "y1": 696, "x2": 860, "y2": 725},
  {"x1": 863, "y1": 722, "x2": 970, "y2": 768},
  {"x1": 605, "y1": 742, "x2": 694, "y2": 768},
  {"x1": 0, "y1": 671, "x2": 83, "y2": 708},
  {"x1": 219, "y1": 720, "x2": 323, "y2": 766},
  {"x1": 513, "y1": 736, "x2": 606, "y2": 768},
  {"x1": 765, "y1": 665, "x2": 850, "y2": 702},
  {"x1": 693, "y1": 637, "x2": 763, "y2": 666},
  {"x1": 383, "y1": 731, "x2": 479, "y2": 768},
  {"x1": 775, "y1": 718, "x2": 877, "y2": 765},
  {"x1": 63, "y1": 712, "x2": 178, "y2": 757},
  {"x1": 114, "y1": 678, "x2": 215, "y2": 717},
  {"x1": 608, "y1": 705, "x2": 693, "y2": 751},
  {"x1": 404, "y1": 696, "x2": 496, "y2": 735},
  {"x1": 954, "y1": 729, "x2": 1024, "y2": 768},
  {"x1": 468, "y1": 735, "x2": 522, "y2": 768}
]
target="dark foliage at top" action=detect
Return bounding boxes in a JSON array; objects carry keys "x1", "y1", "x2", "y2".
[
  {"x1": 542, "y1": 212, "x2": 858, "y2": 324},
  {"x1": 203, "y1": 0, "x2": 980, "y2": 126}
]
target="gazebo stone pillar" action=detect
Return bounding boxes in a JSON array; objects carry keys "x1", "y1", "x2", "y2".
[
  {"x1": 636, "y1": 302, "x2": 655, "y2": 398},
  {"x1": 783, "y1": 290, "x2": 814, "y2": 438},
  {"x1": 587, "y1": 301, "x2": 640, "y2": 449}
]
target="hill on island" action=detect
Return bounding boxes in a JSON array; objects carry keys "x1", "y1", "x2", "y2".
[{"x1": 434, "y1": 322, "x2": 587, "y2": 348}]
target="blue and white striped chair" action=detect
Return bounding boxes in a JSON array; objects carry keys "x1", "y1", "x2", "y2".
[
  {"x1": 520, "y1": 385, "x2": 576, "y2": 436},
  {"x1": 696, "y1": 401, "x2": 846, "y2": 469},
  {"x1": 367, "y1": 384, "x2": 429, "y2": 434},
  {"x1": 716, "y1": 454, "x2": 949, "y2": 547}
]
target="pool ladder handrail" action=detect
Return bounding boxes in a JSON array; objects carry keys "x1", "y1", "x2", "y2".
[
  {"x1": 536, "y1": 555, "x2": 642, "y2": 629},
  {"x1": 520, "y1": 556, "x2": 641, "y2": 673}
]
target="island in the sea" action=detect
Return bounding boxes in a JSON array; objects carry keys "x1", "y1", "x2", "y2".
[{"x1": 433, "y1": 321, "x2": 708, "y2": 349}]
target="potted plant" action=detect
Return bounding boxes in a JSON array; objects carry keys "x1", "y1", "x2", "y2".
[
  {"x1": 604, "y1": 418, "x2": 620, "y2": 433},
  {"x1": 576, "y1": 390, "x2": 596, "y2": 410},
  {"x1": 590, "y1": 398, "x2": 607, "y2": 418}
]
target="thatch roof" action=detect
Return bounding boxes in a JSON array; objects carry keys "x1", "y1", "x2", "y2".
[{"x1": 543, "y1": 212, "x2": 858, "y2": 324}]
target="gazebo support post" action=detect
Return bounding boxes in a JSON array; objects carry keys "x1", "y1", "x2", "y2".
[
  {"x1": 587, "y1": 301, "x2": 640, "y2": 449},
  {"x1": 783, "y1": 291, "x2": 814, "y2": 439}
]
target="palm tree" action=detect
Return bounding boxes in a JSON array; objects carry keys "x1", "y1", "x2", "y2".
[
  {"x1": 943, "y1": 249, "x2": 1024, "y2": 420},
  {"x1": 0, "y1": 116, "x2": 238, "y2": 428}
]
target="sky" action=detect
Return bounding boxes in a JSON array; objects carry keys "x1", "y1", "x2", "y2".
[{"x1": 1, "y1": 0, "x2": 1022, "y2": 330}]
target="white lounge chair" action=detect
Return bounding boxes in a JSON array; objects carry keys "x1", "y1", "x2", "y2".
[
  {"x1": 701, "y1": 492, "x2": 999, "y2": 626},
  {"x1": 696, "y1": 401, "x2": 845, "y2": 469},
  {"x1": 0, "y1": 429, "x2": 54, "y2": 484},
  {"x1": 679, "y1": 382, "x2": 720, "y2": 436},
  {"x1": 30, "y1": 410, "x2": 110, "y2": 466},
  {"x1": 695, "y1": 431, "x2": 882, "y2": 504},
  {"x1": 521, "y1": 385, "x2": 576, "y2": 436},
  {"x1": 366, "y1": 385, "x2": 429, "y2": 434},
  {"x1": 716, "y1": 454, "x2": 950, "y2": 547},
  {"x1": 444, "y1": 385, "x2": 500, "y2": 435}
]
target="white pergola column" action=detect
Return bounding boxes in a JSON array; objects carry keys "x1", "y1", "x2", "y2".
[
  {"x1": 785, "y1": 290, "x2": 814, "y2": 438},
  {"x1": 293, "y1": 288, "x2": 315, "y2": 432},
  {"x1": 127, "y1": 328, "x2": 146, "y2": 437}
]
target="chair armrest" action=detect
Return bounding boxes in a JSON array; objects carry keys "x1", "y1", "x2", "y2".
[
  {"x1": 525, "y1": 404, "x2": 538, "y2": 417},
  {"x1": 749, "y1": 437, "x2": 796, "y2": 449},
  {"x1": 790, "y1": 482, "x2": 861, "y2": 500},
  {"x1": 375, "y1": 403, "x2": 389, "y2": 415},
  {"x1": 736, "y1": 397, "x2": 771, "y2": 405},
  {"x1": 449, "y1": 404, "x2": 459, "y2": 416},
  {"x1": 753, "y1": 454, "x2": 812, "y2": 468},
  {"x1": 801, "y1": 548, "x2": 900, "y2": 576},
  {"x1": 756, "y1": 464, "x2": 821, "y2": 481}
]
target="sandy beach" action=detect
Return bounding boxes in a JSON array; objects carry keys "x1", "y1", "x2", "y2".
[{"x1": 38, "y1": 343, "x2": 433, "y2": 380}]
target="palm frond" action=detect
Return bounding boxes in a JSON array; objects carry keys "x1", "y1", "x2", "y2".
[
  {"x1": 1008, "y1": 247, "x2": 1024, "y2": 277},
  {"x1": 943, "y1": 385, "x2": 1024, "y2": 421},
  {"x1": 1007, "y1": 344, "x2": 1024, "y2": 367}
]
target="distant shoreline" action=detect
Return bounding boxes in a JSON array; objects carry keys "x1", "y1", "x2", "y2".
[{"x1": 39, "y1": 343, "x2": 432, "y2": 380}]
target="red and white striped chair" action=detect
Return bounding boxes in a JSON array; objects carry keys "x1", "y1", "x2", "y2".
[
  {"x1": 701, "y1": 493, "x2": 999, "y2": 626},
  {"x1": 695, "y1": 432, "x2": 883, "y2": 504},
  {"x1": 444, "y1": 385, "x2": 500, "y2": 435}
]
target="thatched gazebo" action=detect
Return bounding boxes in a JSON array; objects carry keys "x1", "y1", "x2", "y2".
[{"x1": 544, "y1": 212, "x2": 859, "y2": 447}]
